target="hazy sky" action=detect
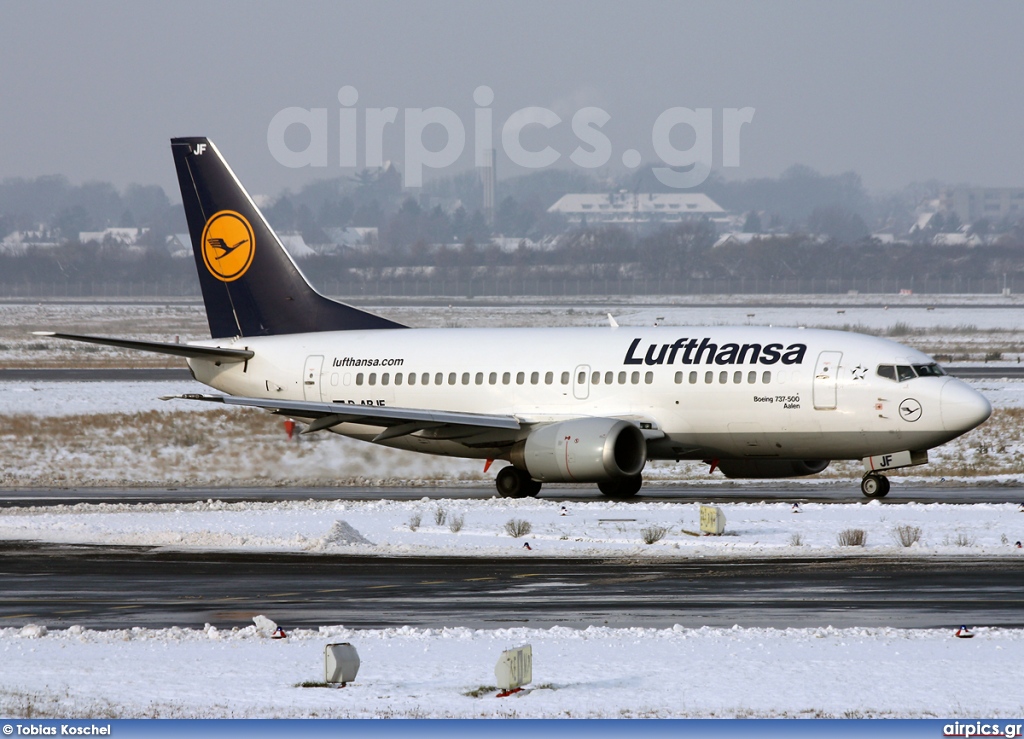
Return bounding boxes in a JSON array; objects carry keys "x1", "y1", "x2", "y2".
[{"x1": 1, "y1": 1, "x2": 1022, "y2": 200}]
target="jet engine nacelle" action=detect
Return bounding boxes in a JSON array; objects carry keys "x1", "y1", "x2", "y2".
[
  {"x1": 510, "y1": 418, "x2": 647, "y2": 483},
  {"x1": 716, "y1": 459, "x2": 830, "y2": 479}
]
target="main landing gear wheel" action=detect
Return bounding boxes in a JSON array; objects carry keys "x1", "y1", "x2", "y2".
[
  {"x1": 598, "y1": 474, "x2": 643, "y2": 499},
  {"x1": 495, "y1": 466, "x2": 542, "y2": 498},
  {"x1": 861, "y1": 473, "x2": 890, "y2": 499}
]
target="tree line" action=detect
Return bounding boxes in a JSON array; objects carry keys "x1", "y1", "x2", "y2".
[{"x1": 5, "y1": 223, "x2": 1024, "y2": 289}]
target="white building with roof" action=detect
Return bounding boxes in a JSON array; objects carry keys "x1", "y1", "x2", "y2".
[
  {"x1": 277, "y1": 233, "x2": 316, "y2": 258},
  {"x1": 548, "y1": 192, "x2": 725, "y2": 226},
  {"x1": 78, "y1": 227, "x2": 145, "y2": 245}
]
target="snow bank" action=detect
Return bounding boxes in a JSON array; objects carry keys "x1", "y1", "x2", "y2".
[
  {"x1": 1, "y1": 623, "x2": 1021, "y2": 718},
  {"x1": 1, "y1": 497, "x2": 1023, "y2": 558}
]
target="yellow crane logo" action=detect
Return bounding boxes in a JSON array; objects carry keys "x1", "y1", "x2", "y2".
[{"x1": 201, "y1": 210, "x2": 255, "y2": 282}]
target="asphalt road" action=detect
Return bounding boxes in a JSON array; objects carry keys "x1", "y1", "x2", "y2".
[{"x1": 1, "y1": 542, "x2": 1020, "y2": 631}]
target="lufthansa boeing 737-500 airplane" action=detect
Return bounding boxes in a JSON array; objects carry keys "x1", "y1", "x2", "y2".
[{"x1": 37, "y1": 138, "x2": 992, "y2": 499}]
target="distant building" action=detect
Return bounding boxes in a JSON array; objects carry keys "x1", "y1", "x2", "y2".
[
  {"x1": 166, "y1": 233, "x2": 193, "y2": 258},
  {"x1": 939, "y1": 187, "x2": 1024, "y2": 225},
  {"x1": 277, "y1": 232, "x2": 316, "y2": 258},
  {"x1": 78, "y1": 227, "x2": 147, "y2": 246},
  {"x1": 548, "y1": 192, "x2": 725, "y2": 226},
  {"x1": 0, "y1": 227, "x2": 61, "y2": 253},
  {"x1": 713, "y1": 232, "x2": 789, "y2": 248},
  {"x1": 932, "y1": 232, "x2": 984, "y2": 247},
  {"x1": 489, "y1": 236, "x2": 555, "y2": 253},
  {"x1": 321, "y1": 226, "x2": 379, "y2": 252}
]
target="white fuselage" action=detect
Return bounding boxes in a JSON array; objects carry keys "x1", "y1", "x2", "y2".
[{"x1": 186, "y1": 325, "x2": 991, "y2": 463}]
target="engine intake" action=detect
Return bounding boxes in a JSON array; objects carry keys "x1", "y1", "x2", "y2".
[
  {"x1": 510, "y1": 418, "x2": 647, "y2": 482},
  {"x1": 716, "y1": 459, "x2": 830, "y2": 479}
]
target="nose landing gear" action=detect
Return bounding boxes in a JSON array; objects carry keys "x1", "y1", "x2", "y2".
[{"x1": 861, "y1": 473, "x2": 890, "y2": 498}]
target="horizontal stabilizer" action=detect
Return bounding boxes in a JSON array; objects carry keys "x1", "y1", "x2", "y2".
[{"x1": 32, "y1": 332, "x2": 253, "y2": 362}]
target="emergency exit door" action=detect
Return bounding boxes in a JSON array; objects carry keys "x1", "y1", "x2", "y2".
[
  {"x1": 303, "y1": 355, "x2": 324, "y2": 402},
  {"x1": 812, "y1": 351, "x2": 842, "y2": 410}
]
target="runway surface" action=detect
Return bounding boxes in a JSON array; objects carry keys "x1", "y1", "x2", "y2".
[
  {"x1": 1, "y1": 542, "x2": 1020, "y2": 631},
  {"x1": 1, "y1": 483, "x2": 1022, "y2": 508}
]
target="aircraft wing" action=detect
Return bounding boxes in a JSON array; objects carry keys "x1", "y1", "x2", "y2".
[{"x1": 162, "y1": 393, "x2": 522, "y2": 443}]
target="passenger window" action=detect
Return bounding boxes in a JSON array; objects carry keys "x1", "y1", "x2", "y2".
[
  {"x1": 705, "y1": 371, "x2": 713, "y2": 384},
  {"x1": 381, "y1": 373, "x2": 390, "y2": 386},
  {"x1": 747, "y1": 371, "x2": 756, "y2": 384},
  {"x1": 689, "y1": 371, "x2": 697, "y2": 384},
  {"x1": 395, "y1": 373, "x2": 402, "y2": 386},
  {"x1": 531, "y1": 371, "x2": 539, "y2": 385},
  {"x1": 631, "y1": 371, "x2": 640, "y2": 384},
  {"x1": 356, "y1": 373, "x2": 364, "y2": 386},
  {"x1": 408, "y1": 373, "x2": 416, "y2": 386},
  {"x1": 503, "y1": 372, "x2": 511, "y2": 385},
  {"x1": 733, "y1": 371, "x2": 742, "y2": 384},
  {"x1": 604, "y1": 371, "x2": 613, "y2": 385},
  {"x1": 545, "y1": 371, "x2": 553, "y2": 385},
  {"x1": 331, "y1": 373, "x2": 339, "y2": 387},
  {"x1": 369, "y1": 373, "x2": 377, "y2": 386},
  {"x1": 877, "y1": 365, "x2": 895, "y2": 381},
  {"x1": 592, "y1": 371, "x2": 601, "y2": 384},
  {"x1": 719, "y1": 371, "x2": 728, "y2": 384},
  {"x1": 577, "y1": 371, "x2": 585, "y2": 384},
  {"x1": 475, "y1": 372, "x2": 483, "y2": 385},
  {"x1": 561, "y1": 371, "x2": 570, "y2": 385},
  {"x1": 896, "y1": 365, "x2": 916, "y2": 382},
  {"x1": 447, "y1": 372, "x2": 456, "y2": 385},
  {"x1": 675, "y1": 371, "x2": 683, "y2": 384},
  {"x1": 489, "y1": 372, "x2": 497, "y2": 385},
  {"x1": 517, "y1": 372, "x2": 526, "y2": 385},
  {"x1": 644, "y1": 371, "x2": 653, "y2": 384},
  {"x1": 434, "y1": 372, "x2": 443, "y2": 385},
  {"x1": 762, "y1": 371, "x2": 771, "y2": 384},
  {"x1": 462, "y1": 372, "x2": 470, "y2": 385},
  {"x1": 618, "y1": 371, "x2": 626, "y2": 384}
]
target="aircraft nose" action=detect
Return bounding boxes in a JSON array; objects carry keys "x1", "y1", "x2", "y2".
[{"x1": 940, "y1": 380, "x2": 992, "y2": 432}]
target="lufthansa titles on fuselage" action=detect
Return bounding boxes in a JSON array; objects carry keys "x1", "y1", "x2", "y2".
[{"x1": 624, "y1": 337, "x2": 807, "y2": 366}]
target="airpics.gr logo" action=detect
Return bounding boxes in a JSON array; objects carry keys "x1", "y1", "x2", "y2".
[{"x1": 201, "y1": 210, "x2": 255, "y2": 282}]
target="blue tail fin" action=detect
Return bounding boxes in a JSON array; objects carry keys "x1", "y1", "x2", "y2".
[{"x1": 171, "y1": 137, "x2": 405, "y2": 338}]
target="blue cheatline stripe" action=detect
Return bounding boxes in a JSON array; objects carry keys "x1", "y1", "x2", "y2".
[{"x1": 0, "y1": 719, "x2": 1014, "y2": 738}]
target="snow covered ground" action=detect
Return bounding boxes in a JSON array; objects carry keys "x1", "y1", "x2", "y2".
[
  {"x1": 4, "y1": 294, "x2": 1024, "y2": 366},
  {"x1": 3, "y1": 297, "x2": 1024, "y2": 718},
  {"x1": 1, "y1": 496, "x2": 1023, "y2": 558},
  {"x1": 3, "y1": 622, "x2": 1023, "y2": 718},
  {"x1": 2, "y1": 467, "x2": 1023, "y2": 718}
]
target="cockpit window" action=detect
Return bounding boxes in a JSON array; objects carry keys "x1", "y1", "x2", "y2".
[
  {"x1": 877, "y1": 363, "x2": 946, "y2": 382},
  {"x1": 896, "y1": 365, "x2": 916, "y2": 382},
  {"x1": 913, "y1": 363, "x2": 946, "y2": 377},
  {"x1": 876, "y1": 365, "x2": 896, "y2": 381}
]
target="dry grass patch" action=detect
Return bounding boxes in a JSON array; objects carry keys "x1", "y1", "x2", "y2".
[
  {"x1": 504, "y1": 518, "x2": 532, "y2": 538},
  {"x1": 837, "y1": 529, "x2": 867, "y2": 547},
  {"x1": 892, "y1": 525, "x2": 922, "y2": 547}
]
